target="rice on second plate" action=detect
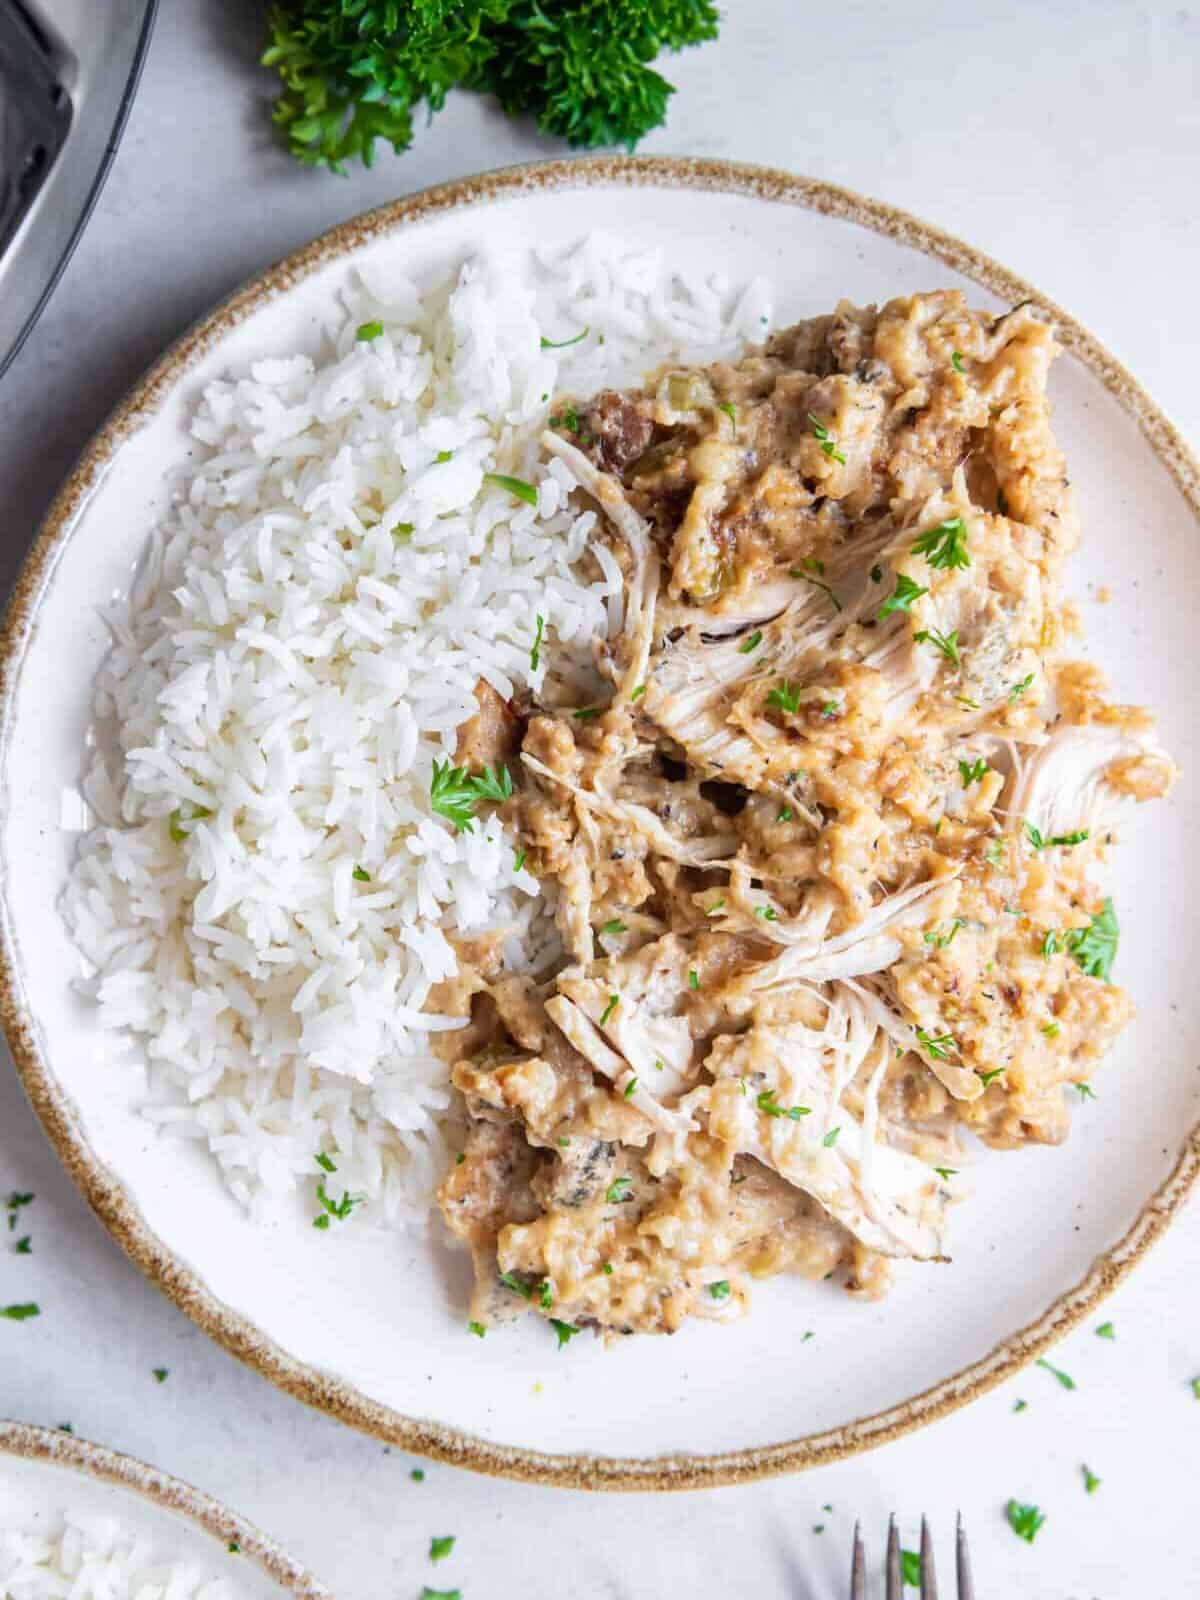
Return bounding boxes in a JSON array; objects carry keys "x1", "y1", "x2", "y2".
[{"x1": 60, "y1": 238, "x2": 770, "y2": 1227}]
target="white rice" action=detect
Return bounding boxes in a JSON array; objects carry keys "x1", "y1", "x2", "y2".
[
  {"x1": 0, "y1": 1511, "x2": 244, "y2": 1599},
  {"x1": 60, "y1": 235, "x2": 771, "y2": 1228}
]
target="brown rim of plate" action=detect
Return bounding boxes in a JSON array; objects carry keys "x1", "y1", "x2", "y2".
[
  {"x1": 1, "y1": 156, "x2": 1198, "y2": 1493},
  {"x1": 0, "y1": 1420, "x2": 333, "y2": 1594}
]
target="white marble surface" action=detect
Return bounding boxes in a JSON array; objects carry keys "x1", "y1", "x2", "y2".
[{"x1": 2, "y1": 2, "x2": 1198, "y2": 1595}]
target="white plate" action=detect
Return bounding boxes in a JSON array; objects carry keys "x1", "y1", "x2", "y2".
[
  {"x1": 0, "y1": 1422, "x2": 329, "y2": 1594},
  {"x1": 2, "y1": 158, "x2": 1197, "y2": 1489}
]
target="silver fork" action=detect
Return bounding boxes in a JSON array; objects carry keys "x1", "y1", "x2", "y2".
[{"x1": 849, "y1": 1514, "x2": 975, "y2": 1599}]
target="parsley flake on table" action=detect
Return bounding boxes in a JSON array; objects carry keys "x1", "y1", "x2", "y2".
[
  {"x1": 467, "y1": 1321, "x2": 486, "y2": 1338},
  {"x1": 228, "y1": 1540, "x2": 240, "y2": 1554},
  {"x1": 1096, "y1": 1321, "x2": 1115, "y2": 1340},
  {"x1": 900, "y1": 1549, "x2": 922, "y2": 1586},
  {"x1": 1005, "y1": 1500, "x2": 1045, "y2": 1543},
  {"x1": 14, "y1": 1236, "x2": 31, "y2": 1255},
  {"x1": 540, "y1": 327, "x2": 588, "y2": 349},
  {"x1": 421, "y1": 1590, "x2": 461, "y2": 1600},
  {"x1": 5, "y1": 1193, "x2": 33, "y2": 1232},
  {"x1": 1077, "y1": 1083, "x2": 1098, "y2": 1101},
  {"x1": 1, "y1": 1303, "x2": 39, "y2": 1321},
  {"x1": 411, "y1": 1468, "x2": 425, "y2": 1482},
  {"x1": 1191, "y1": 1376, "x2": 1200, "y2": 1400},
  {"x1": 912, "y1": 515, "x2": 970, "y2": 570},
  {"x1": 1013, "y1": 1398, "x2": 1028, "y2": 1413},
  {"x1": 430, "y1": 1535, "x2": 455, "y2": 1563},
  {"x1": 1082, "y1": 1464, "x2": 1101, "y2": 1494},
  {"x1": 806, "y1": 412, "x2": 846, "y2": 464},
  {"x1": 152, "y1": 1367, "x2": 168, "y2": 1383},
  {"x1": 1036, "y1": 1356, "x2": 1076, "y2": 1390},
  {"x1": 483, "y1": 471, "x2": 538, "y2": 506},
  {"x1": 550, "y1": 1318, "x2": 580, "y2": 1349},
  {"x1": 877, "y1": 573, "x2": 929, "y2": 620}
]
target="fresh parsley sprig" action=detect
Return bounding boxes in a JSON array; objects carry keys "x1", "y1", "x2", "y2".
[{"x1": 430, "y1": 759, "x2": 513, "y2": 833}]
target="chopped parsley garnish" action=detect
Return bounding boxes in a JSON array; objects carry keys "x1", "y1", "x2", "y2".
[
  {"x1": 540, "y1": 326, "x2": 588, "y2": 349},
  {"x1": 754, "y1": 905, "x2": 779, "y2": 922},
  {"x1": 605, "y1": 1178, "x2": 633, "y2": 1204},
  {"x1": 530, "y1": 612, "x2": 545, "y2": 671},
  {"x1": 1041, "y1": 1021, "x2": 1061, "y2": 1038},
  {"x1": 1, "y1": 1303, "x2": 39, "y2": 1320},
  {"x1": 411, "y1": 1468, "x2": 425, "y2": 1482},
  {"x1": 228, "y1": 1541, "x2": 240, "y2": 1554},
  {"x1": 790, "y1": 566, "x2": 843, "y2": 611},
  {"x1": 315, "y1": 1152, "x2": 336, "y2": 1173},
  {"x1": 630, "y1": 683, "x2": 646, "y2": 700},
  {"x1": 706, "y1": 898, "x2": 726, "y2": 915},
  {"x1": 739, "y1": 629, "x2": 763, "y2": 654},
  {"x1": 420, "y1": 1591, "x2": 460, "y2": 1600},
  {"x1": 912, "y1": 515, "x2": 970, "y2": 570},
  {"x1": 777, "y1": 806, "x2": 793, "y2": 823},
  {"x1": 602, "y1": 1262, "x2": 614, "y2": 1275},
  {"x1": 168, "y1": 803, "x2": 212, "y2": 842},
  {"x1": 925, "y1": 919, "x2": 964, "y2": 949},
  {"x1": 984, "y1": 839, "x2": 1006, "y2": 867},
  {"x1": 434, "y1": 450, "x2": 453, "y2": 463},
  {"x1": 1013, "y1": 1398, "x2": 1028, "y2": 1413},
  {"x1": 352, "y1": 865, "x2": 370, "y2": 882},
  {"x1": 429, "y1": 759, "x2": 513, "y2": 833},
  {"x1": 766, "y1": 679, "x2": 802, "y2": 714},
  {"x1": 757, "y1": 1090, "x2": 811, "y2": 1121},
  {"x1": 1191, "y1": 1376, "x2": 1200, "y2": 1400},
  {"x1": 58, "y1": 1422, "x2": 73, "y2": 1433},
  {"x1": 5, "y1": 1193, "x2": 33, "y2": 1232},
  {"x1": 623, "y1": 1077, "x2": 638, "y2": 1100},
  {"x1": 717, "y1": 401, "x2": 737, "y2": 423},
  {"x1": 934, "y1": 1166, "x2": 957, "y2": 1181},
  {"x1": 550, "y1": 1318, "x2": 580, "y2": 1349},
  {"x1": 600, "y1": 994, "x2": 619, "y2": 1025},
  {"x1": 822, "y1": 1126, "x2": 841, "y2": 1148},
  {"x1": 152, "y1": 1367, "x2": 169, "y2": 1383},
  {"x1": 557, "y1": 1136, "x2": 570, "y2": 1147},
  {"x1": 355, "y1": 320, "x2": 384, "y2": 341},
  {"x1": 1082, "y1": 1464, "x2": 1100, "y2": 1494},
  {"x1": 483, "y1": 471, "x2": 538, "y2": 506},
  {"x1": 900, "y1": 1550, "x2": 922, "y2": 1586},
  {"x1": 978, "y1": 1067, "x2": 1006, "y2": 1087},
  {"x1": 1065, "y1": 899, "x2": 1119, "y2": 981},
  {"x1": 600, "y1": 919, "x2": 627, "y2": 935},
  {"x1": 430, "y1": 1535, "x2": 455, "y2": 1563},
  {"x1": 819, "y1": 699, "x2": 841, "y2": 720},
  {"x1": 550, "y1": 407, "x2": 580, "y2": 433},
  {"x1": 877, "y1": 573, "x2": 929, "y2": 620},
  {"x1": 914, "y1": 626, "x2": 960, "y2": 665},
  {"x1": 1077, "y1": 1083, "x2": 1097, "y2": 1101},
  {"x1": 1008, "y1": 673, "x2": 1034, "y2": 702},
  {"x1": 313, "y1": 1182, "x2": 362, "y2": 1229},
  {"x1": 1024, "y1": 821, "x2": 1089, "y2": 851},
  {"x1": 499, "y1": 1271, "x2": 533, "y2": 1301},
  {"x1": 539, "y1": 1281, "x2": 553, "y2": 1309},
  {"x1": 956, "y1": 694, "x2": 981, "y2": 710},
  {"x1": 467, "y1": 1321, "x2": 486, "y2": 1338},
  {"x1": 1006, "y1": 1500, "x2": 1045, "y2": 1543},
  {"x1": 572, "y1": 706, "x2": 601, "y2": 721},
  {"x1": 708, "y1": 1280, "x2": 731, "y2": 1300},
  {"x1": 806, "y1": 412, "x2": 846, "y2": 464},
  {"x1": 951, "y1": 350, "x2": 965, "y2": 373},
  {"x1": 513, "y1": 849, "x2": 527, "y2": 873},
  {"x1": 688, "y1": 969, "x2": 700, "y2": 991},
  {"x1": 958, "y1": 757, "x2": 989, "y2": 786},
  {"x1": 1036, "y1": 1356, "x2": 1076, "y2": 1390},
  {"x1": 394, "y1": 522, "x2": 414, "y2": 541},
  {"x1": 916, "y1": 1027, "x2": 957, "y2": 1060},
  {"x1": 14, "y1": 1236, "x2": 30, "y2": 1255},
  {"x1": 1096, "y1": 1321, "x2": 1115, "y2": 1340}
]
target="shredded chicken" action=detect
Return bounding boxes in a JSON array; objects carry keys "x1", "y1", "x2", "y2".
[{"x1": 438, "y1": 290, "x2": 1175, "y2": 1341}]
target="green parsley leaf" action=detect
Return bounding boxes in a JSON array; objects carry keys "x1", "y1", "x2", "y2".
[
  {"x1": 1, "y1": 1303, "x2": 39, "y2": 1320},
  {"x1": 550, "y1": 405, "x2": 580, "y2": 434},
  {"x1": 1077, "y1": 1082, "x2": 1098, "y2": 1100},
  {"x1": 5, "y1": 1193, "x2": 33, "y2": 1232},
  {"x1": 430, "y1": 1535, "x2": 455, "y2": 1563},
  {"x1": 601, "y1": 919, "x2": 627, "y2": 935},
  {"x1": 152, "y1": 1367, "x2": 168, "y2": 1383},
  {"x1": 754, "y1": 905, "x2": 779, "y2": 922},
  {"x1": 1005, "y1": 1500, "x2": 1046, "y2": 1543},
  {"x1": 550, "y1": 1318, "x2": 580, "y2": 1349},
  {"x1": 539, "y1": 1281, "x2": 553, "y2": 1309},
  {"x1": 313, "y1": 1181, "x2": 362, "y2": 1229},
  {"x1": 393, "y1": 522, "x2": 414, "y2": 541},
  {"x1": 912, "y1": 516, "x2": 970, "y2": 570},
  {"x1": 688, "y1": 969, "x2": 700, "y2": 991},
  {"x1": 717, "y1": 401, "x2": 737, "y2": 423},
  {"x1": 1025, "y1": 821, "x2": 1089, "y2": 852},
  {"x1": 435, "y1": 450, "x2": 453, "y2": 464},
  {"x1": 411, "y1": 1468, "x2": 425, "y2": 1482},
  {"x1": 900, "y1": 1550, "x2": 922, "y2": 1586},
  {"x1": 530, "y1": 612, "x2": 545, "y2": 672},
  {"x1": 1082, "y1": 1464, "x2": 1100, "y2": 1494},
  {"x1": 352, "y1": 865, "x2": 370, "y2": 882},
  {"x1": 1036, "y1": 1356, "x2": 1076, "y2": 1390},
  {"x1": 777, "y1": 806, "x2": 793, "y2": 823},
  {"x1": 420, "y1": 1591, "x2": 460, "y2": 1600},
  {"x1": 956, "y1": 694, "x2": 981, "y2": 710},
  {"x1": 707, "y1": 1280, "x2": 731, "y2": 1301},
  {"x1": 356, "y1": 320, "x2": 384, "y2": 342},
  {"x1": 600, "y1": 994, "x2": 619, "y2": 1025},
  {"x1": 572, "y1": 705, "x2": 602, "y2": 721},
  {"x1": 951, "y1": 350, "x2": 965, "y2": 373},
  {"x1": 540, "y1": 327, "x2": 588, "y2": 349},
  {"x1": 605, "y1": 1177, "x2": 633, "y2": 1204},
  {"x1": 623, "y1": 1077, "x2": 638, "y2": 1100},
  {"x1": 228, "y1": 1541, "x2": 240, "y2": 1554},
  {"x1": 1013, "y1": 1398, "x2": 1028, "y2": 1413},
  {"x1": 513, "y1": 849, "x2": 527, "y2": 873},
  {"x1": 429, "y1": 759, "x2": 512, "y2": 833},
  {"x1": 483, "y1": 471, "x2": 538, "y2": 506},
  {"x1": 914, "y1": 626, "x2": 960, "y2": 665},
  {"x1": 1096, "y1": 1321, "x2": 1115, "y2": 1340},
  {"x1": 958, "y1": 757, "x2": 989, "y2": 786},
  {"x1": 312, "y1": 1214, "x2": 331, "y2": 1230},
  {"x1": 757, "y1": 1090, "x2": 811, "y2": 1121},
  {"x1": 934, "y1": 1166, "x2": 957, "y2": 1181},
  {"x1": 630, "y1": 683, "x2": 646, "y2": 700},
  {"x1": 738, "y1": 629, "x2": 763, "y2": 654},
  {"x1": 925, "y1": 919, "x2": 964, "y2": 949},
  {"x1": 602, "y1": 1262, "x2": 614, "y2": 1276},
  {"x1": 1191, "y1": 1376, "x2": 1200, "y2": 1400},
  {"x1": 14, "y1": 1236, "x2": 31, "y2": 1255},
  {"x1": 168, "y1": 803, "x2": 212, "y2": 842},
  {"x1": 1008, "y1": 673, "x2": 1034, "y2": 702},
  {"x1": 878, "y1": 573, "x2": 929, "y2": 620},
  {"x1": 984, "y1": 840, "x2": 1006, "y2": 867},
  {"x1": 766, "y1": 679, "x2": 802, "y2": 714},
  {"x1": 807, "y1": 412, "x2": 846, "y2": 464},
  {"x1": 916, "y1": 1027, "x2": 957, "y2": 1060},
  {"x1": 978, "y1": 1067, "x2": 1006, "y2": 1087},
  {"x1": 499, "y1": 1271, "x2": 533, "y2": 1301},
  {"x1": 821, "y1": 1126, "x2": 841, "y2": 1148},
  {"x1": 315, "y1": 1152, "x2": 336, "y2": 1173},
  {"x1": 706, "y1": 898, "x2": 726, "y2": 916},
  {"x1": 1041, "y1": 1021, "x2": 1061, "y2": 1038},
  {"x1": 1065, "y1": 899, "x2": 1119, "y2": 981},
  {"x1": 467, "y1": 1321, "x2": 486, "y2": 1338}
]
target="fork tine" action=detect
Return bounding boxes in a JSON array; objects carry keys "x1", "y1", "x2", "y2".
[
  {"x1": 850, "y1": 1521, "x2": 866, "y2": 1600},
  {"x1": 956, "y1": 1513, "x2": 976, "y2": 1600},
  {"x1": 885, "y1": 1514, "x2": 902, "y2": 1600},
  {"x1": 920, "y1": 1515, "x2": 939, "y2": 1600}
]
